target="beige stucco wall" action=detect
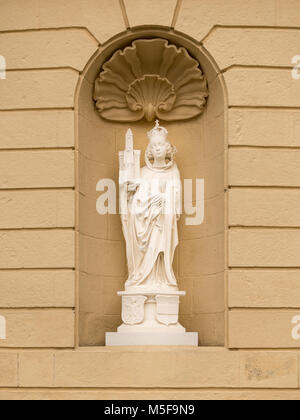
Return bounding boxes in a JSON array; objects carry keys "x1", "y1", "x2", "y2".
[{"x1": 0, "y1": 0, "x2": 300, "y2": 400}]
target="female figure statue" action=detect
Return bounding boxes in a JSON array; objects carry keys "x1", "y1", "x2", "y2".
[{"x1": 120, "y1": 121, "x2": 181, "y2": 292}]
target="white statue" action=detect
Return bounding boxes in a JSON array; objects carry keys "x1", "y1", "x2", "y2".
[
  {"x1": 106, "y1": 121, "x2": 198, "y2": 346},
  {"x1": 120, "y1": 121, "x2": 181, "y2": 292}
]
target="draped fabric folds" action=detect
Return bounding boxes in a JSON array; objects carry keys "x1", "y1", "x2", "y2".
[{"x1": 122, "y1": 163, "x2": 181, "y2": 291}]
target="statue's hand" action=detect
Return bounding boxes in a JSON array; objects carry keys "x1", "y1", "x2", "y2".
[
  {"x1": 126, "y1": 180, "x2": 140, "y2": 193},
  {"x1": 152, "y1": 193, "x2": 166, "y2": 208}
]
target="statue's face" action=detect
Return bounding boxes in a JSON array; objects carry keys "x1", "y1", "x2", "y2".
[{"x1": 150, "y1": 136, "x2": 168, "y2": 160}]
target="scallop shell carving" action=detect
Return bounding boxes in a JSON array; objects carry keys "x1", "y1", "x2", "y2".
[{"x1": 93, "y1": 39, "x2": 209, "y2": 123}]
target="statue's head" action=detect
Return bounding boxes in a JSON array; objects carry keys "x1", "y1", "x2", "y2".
[{"x1": 146, "y1": 120, "x2": 176, "y2": 163}]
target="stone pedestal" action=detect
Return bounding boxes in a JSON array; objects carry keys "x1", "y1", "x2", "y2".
[{"x1": 106, "y1": 291, "x2": 198, "y2": 346}]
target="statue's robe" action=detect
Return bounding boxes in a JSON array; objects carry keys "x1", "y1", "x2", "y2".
[{"x1": 122, "y1": 163, "x2": 181, "y2": 291}]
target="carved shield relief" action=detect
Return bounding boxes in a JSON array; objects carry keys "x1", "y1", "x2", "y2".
[
  {"x1": 122, "y1": 296, "x2": 147, "y2": 325},
  {"x1": 156, "y1": 295, "x2": 180, "y2": 326}
]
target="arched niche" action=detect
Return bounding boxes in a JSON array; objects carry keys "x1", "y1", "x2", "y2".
[{"x1": 76, "y1": 28, "x2": 227, "y2": 346}]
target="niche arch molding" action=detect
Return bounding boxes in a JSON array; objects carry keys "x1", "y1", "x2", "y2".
[{"x1": 75, "y1": 27, "x2": 228, "y2": 347}]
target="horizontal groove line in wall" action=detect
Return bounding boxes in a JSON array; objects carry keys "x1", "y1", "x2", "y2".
[
  {"x1": 5, "y1": 67, "x2": 80, "y2": 73},
  {"x1": 229, "y1": 186, "x2": 300, "y2": 191},
  {"x1": 0, "y1": 308, "x2": 74, "y2": 312},
  {"x1": 0, "y1": 348, "x2": 75, "y2": 352},
  {"x1": 228, "y1": 185, "x2": 300, "y2": 189},
  {"x1": 74, "y1": 231, "x2": 107, "y2": 241},
  {"x1": 77, "y1": 233, "x2": 124, "y2": 243},
  {"x1": 206, "y1": 24, "x2": 300, "y2": 31},
  {"x1": 173, "y1": 232, "x2": 225, "y2": 241},
  {"x1": 200, "y1": 24, "x2": 300, "y2": 42},
  {"x1": 81, "y1": 191, "x2": 227, "y2": 201},
  {"x1": 229, "y1": 107, "x2": 300, "y2": 112},
  {"x1": 229, "y1": 226, "x2": 300, "y2": 230},
  {"x1": 229, "y1": 267, "x2": 300, "y2": 270},
  {"x1": 229, "y1": 348, "x2": 300, "y2": 352},
  {"x1": 229, "y1": 145, "x2": 300, "y2": 151},
  {"x1": 229, "y1": 307, "x2": 300, "y2": 311},
  {"x1": 230, "y1": 348, "x2": 300, "y2": 352},
  {"x1": 78, "y1": 270, "x2": 125, "y2": 279},
  {"x1": 181, "y1": 312, "x2": 225, "y2": 316},
  {"x1": 79, "y1": 231, "x2": 124, "y2": 241},
  {"x1": 0, "y1": 108, "x2": 74, "y2": 113},
  {"x1": 0, "y1": 26, "x2": 100, "y2": 41},
  {"x1": 0, "y1": 187, "x2": 75, "y2": 192},
  {"x1": 80, "y1": 270, "x2": 120, "y2": 277},
  {"x1": 0, "y1": 307, "x2": 75, "y2": 311},
  {"x1": 0, "y1": 147, "x2": 75, "y2": 152},
  {"x1": 228, "y1": 226, "x2": 300, "y2": 230},
  {"x1": 0, "y1": 227, "x2": 75, "y2": 232},
  {"x1": 229, "y1": 106, "x2": 300, "y2": 111},
  {"x1": 77, "y1": 232, "x2": 224, "y2": 243},
  {"x1": 0, "y1": 268, "x2": 75, "y2": 272},
  {"x1": 77, "y1": 151, "x2": 116, "y2": 166},
  {"x1": 0, "y1": 228, "x2": 75, "y2": 232},
  {"x1": 0, "y1": 108, "x2": 75, "y2": 112},
  {"x1": 173, "y1": 272, "x2": 226, "y2": 278},
  {"x1": 222, "y1": 65, "x2": 294, "y2": 73},
  {"x1": 229, "y1": 266, "x2": 300, "y2": 270},
  {"x1": 0, "y1": 349, "x2": 77, "y2": 353},
  {"x1": 2, "y1": 387, "x2": 300, "y2": 392}
]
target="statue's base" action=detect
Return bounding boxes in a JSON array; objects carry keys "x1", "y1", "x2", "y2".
[
  {"x1": 106, "y1": 332, "x2": 198, "y2": 346},
  {"x1": 105, "y1": 290, "x2": 198, "y2": 347}
]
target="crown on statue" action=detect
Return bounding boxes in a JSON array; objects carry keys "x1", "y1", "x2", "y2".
[{"x1": 147, "y1": 120, "x2": 168, "y2": 142}]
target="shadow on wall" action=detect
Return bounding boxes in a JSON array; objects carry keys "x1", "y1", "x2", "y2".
[{"x1": 77, "y1": 28, "x2": 226, "y2": 347}]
